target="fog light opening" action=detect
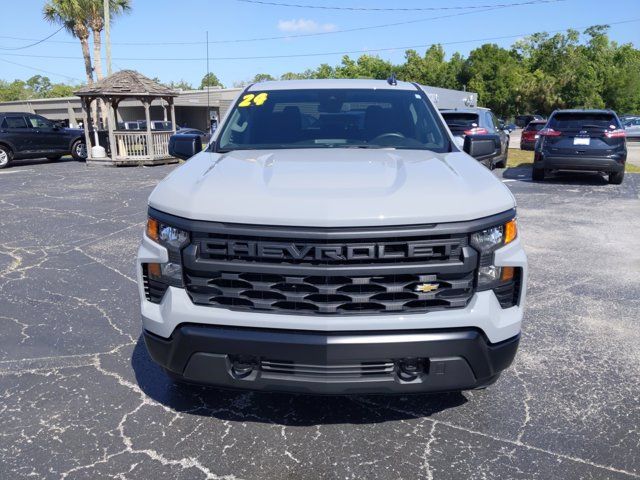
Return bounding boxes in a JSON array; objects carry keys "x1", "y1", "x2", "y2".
[
  {"x1": 230, "y1": 356, "x2": 257, "y2": 379},
  {"x1": 397, "y1": 358, "x2": 424, "y2": 381}
]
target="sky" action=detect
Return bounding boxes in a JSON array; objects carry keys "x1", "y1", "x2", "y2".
[{"x1": 0, "y1": 0, "x2": 639, "y2": 88}]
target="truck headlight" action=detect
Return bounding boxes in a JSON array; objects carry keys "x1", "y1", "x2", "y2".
[
  {"x1": 142, "y1": 217, "x2": 190, "y2": 302},
  {"x1": 472, "y1": 218, "x2": 520, "y2": 306},
  {"x1": 470, "y1": 218, "x2": 517, "y2": 253}
]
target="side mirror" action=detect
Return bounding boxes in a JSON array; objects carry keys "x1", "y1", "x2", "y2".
[
  {"x1": 169, "y1": 133, "x2": 202, "y2": 160},
  {"x1": 463, "y1": 134, "x2": 500, "y2": 160}
]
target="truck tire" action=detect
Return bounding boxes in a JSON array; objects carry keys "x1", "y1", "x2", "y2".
[
  {"x1": 71, "y1": 140, "x2": 87, "y2": 161},
  {"x1": 608, "y1": 170, "x2": 624, "y2": 185},
  {"x1": 532, "y1": 168, "x2": 545, "y2": 181},
  {"x1": 0, "y1": 145, "x2": 12, "y2": 169}
]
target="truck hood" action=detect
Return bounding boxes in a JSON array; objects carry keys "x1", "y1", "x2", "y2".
[{"x1": 148, "y1": 148, "x2": 515, "y2": 227}]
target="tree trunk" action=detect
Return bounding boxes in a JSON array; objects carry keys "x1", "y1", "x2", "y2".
[
  {"x1": 92, "y1": 29, "x2": 107, "y2": 128},
  {"x1": 93, "y1": 30, "x2": 103, "y2": 81},
  {"x1": 78, "y1": 35, "x2": 97, "y2": 132}
]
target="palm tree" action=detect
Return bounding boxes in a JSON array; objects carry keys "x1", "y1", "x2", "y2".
[
  {"x1": 43, "y1": 0, "x2": 94, "y2": 86},
  {"x1": 85, "y1": 0, "x2": 131, "y2": 82}
]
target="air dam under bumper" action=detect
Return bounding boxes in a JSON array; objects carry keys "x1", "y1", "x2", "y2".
[
  {"x1": 144, "y1": 325, "x2": 519, "y2": 394},
  {"x1": 536, "y1": 155, "x2": 625, "y2": 172}
]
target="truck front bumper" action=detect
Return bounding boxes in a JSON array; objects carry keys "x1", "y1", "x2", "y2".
[{"x1": 144, "y1": 325, "x2": 519, "y2": 394}]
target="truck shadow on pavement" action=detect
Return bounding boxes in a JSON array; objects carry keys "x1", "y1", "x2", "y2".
[
  {"x1": 130, "y1": 336, "x2": 468, "y2": 426},
  {"x1": 502, "y1": 166, "x2": 609, "y2": 185}
]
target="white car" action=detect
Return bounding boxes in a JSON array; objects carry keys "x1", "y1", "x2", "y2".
[{"x1": 137, "y1": 79, "x2": 527, "y2": 395}]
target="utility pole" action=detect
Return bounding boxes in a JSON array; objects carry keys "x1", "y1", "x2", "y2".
[
  {"x1": 104, "y1": 0, "x2": 112, "y2": 76},
  {"x1": 206, "y1": 31, "x2": 211, "y2": 132}
]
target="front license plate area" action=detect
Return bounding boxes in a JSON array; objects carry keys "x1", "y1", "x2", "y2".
[{"x1": 574, "y1": 137, "x2": 590, "y2": 146}]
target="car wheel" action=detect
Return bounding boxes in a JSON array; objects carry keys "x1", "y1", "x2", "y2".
[
  {"x1": 71, "y1": 140, "x2": 87, "y2": 161},
  {"x1": 47, "y1": 155, "x2": 63, "y2": 161},
  {"x1": 608, "y1": 170, "x2": 624, "y2": 185},
  {"x1": 0, "y1": 145, "x2": 12, "y2": 169},
  {"x1": 532, "y1": 168, "x2": 545, "y2": 181}
]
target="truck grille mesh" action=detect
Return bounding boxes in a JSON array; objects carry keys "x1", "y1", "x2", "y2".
[{"x1": 185, "y1": 270, "x2": 474, "y2": 314}]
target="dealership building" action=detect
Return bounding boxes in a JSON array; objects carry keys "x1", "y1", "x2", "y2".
[
  {"x1": 0, "y1": 87, "x2": 243, "y2": 131},
  {"x1": 0, "y1": 84, "x2": 477, "y2": 131}
]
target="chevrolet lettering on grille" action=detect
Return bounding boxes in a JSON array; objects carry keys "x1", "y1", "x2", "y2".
[{"x1": 202, "y1": 239, "x2": 450, "y2": 262}]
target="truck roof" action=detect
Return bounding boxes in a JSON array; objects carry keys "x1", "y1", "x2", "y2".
[{"x1": 246, "y1": 79, "x2": 419, "y2": 92}]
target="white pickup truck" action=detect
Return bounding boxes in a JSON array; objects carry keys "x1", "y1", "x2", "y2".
[{"x1": 137, "y1": 79, "x2": 527, "y2": 395}]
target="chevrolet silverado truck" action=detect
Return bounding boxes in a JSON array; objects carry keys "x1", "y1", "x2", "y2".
[{"x1": 137, "y1": 79, "x2": 527, "y2": 395}]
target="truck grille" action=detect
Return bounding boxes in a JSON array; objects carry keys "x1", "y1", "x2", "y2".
[
  {"x1": 260, "y1": 359, "x2": 395, "y2": 378},
  {"x1": 185, "y1": 270, "x2": 474, "y2": 314},
  {"x1": 181, "y1": 223, "x2": 478, "y2": 316}
]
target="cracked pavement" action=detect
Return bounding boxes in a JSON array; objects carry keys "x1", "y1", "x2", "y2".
[{"x1": 1, "y1": 158, "x2": 639, "y2": 479}]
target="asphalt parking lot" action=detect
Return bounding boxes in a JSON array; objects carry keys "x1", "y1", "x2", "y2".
[{"x1": 1, "y1": 158, "x2": 639, "y2": 479}]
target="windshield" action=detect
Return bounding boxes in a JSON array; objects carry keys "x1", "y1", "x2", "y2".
[
  {"x1": 215, "y1": 88, "x2": 450, "y2": 152},
  {"x1": 441, "y1": 113, "x2": 479, "y2": 128},
  {"x1": 525, "y1": 122, "x2": 546, "y2": 132},
  {"x1": 548, "y1": 113, "x2": 620, "y2": 131}
]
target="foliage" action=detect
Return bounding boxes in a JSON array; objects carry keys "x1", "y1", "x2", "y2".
[
  {"x1": 0, "y1": 75, "x2": 79, "y2": 101},
  {"x1": 200, "y1": 72, "x2": 224, "y2": 89}
]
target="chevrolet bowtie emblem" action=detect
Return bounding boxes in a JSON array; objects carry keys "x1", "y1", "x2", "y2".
[{"x1": 415, "y1": 283, "x2": 438, "y2": 293}]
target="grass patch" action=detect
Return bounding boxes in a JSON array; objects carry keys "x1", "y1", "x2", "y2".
[{"x1": 506, "y1": 147, "x2": 640, "y2": 173}]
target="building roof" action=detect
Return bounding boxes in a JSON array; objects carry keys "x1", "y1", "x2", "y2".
[{"x1": 75, "y1": 70, "x2": 177, "y2": 98}]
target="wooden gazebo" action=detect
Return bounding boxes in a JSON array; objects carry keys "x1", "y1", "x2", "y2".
[{"x1": 75, "y1": 70, "x2": 178, "y2": 166}]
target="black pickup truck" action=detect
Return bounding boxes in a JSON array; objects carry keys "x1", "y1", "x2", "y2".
[{"x1": 0, "y1": 112, "x2": 87, "y2": 169}]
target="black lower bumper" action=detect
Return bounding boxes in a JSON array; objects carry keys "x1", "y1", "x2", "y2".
[
  {"x1": 144, "y1": 325, "x2": 520, "y2": 394},
  {"x1": 536, "y1": 155, "x2": 625, "y2": 172}
]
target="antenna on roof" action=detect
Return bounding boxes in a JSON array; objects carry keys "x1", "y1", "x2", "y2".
[{"x1": 387, "y1": 73, "x2": 397, "y2": 86}]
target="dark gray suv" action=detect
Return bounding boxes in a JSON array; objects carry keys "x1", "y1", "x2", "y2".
[
  {"x1": 533, "y1": 109, "x2": 626, "y2": 184},
  {"x1": 0, "y1": 112, "x2": 87, "y2": 169},
  {"x1": 441, "y1": 108, "x2": 510, "y2": 169}
]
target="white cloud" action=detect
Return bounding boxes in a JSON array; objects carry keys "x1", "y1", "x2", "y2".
[{"x1": 277, "y1": 18, "x2": 337, "y2": 34}]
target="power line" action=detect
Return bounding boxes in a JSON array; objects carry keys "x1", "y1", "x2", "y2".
[
  {"x1": 237, "y1": 0, "x2": 564, "y2": 11},
  {"x1": 1, "y1": 18, "x2": 637, "y2": 63},
  {"x1": 0, "y1": 57, "x2": 82, "y2": 82},
  {"x1": 0, "y1": 0, "x2": 563, "y2": 47},
  {"x1": 0, "y1": 26, "x2": 64, "y2": 51}
]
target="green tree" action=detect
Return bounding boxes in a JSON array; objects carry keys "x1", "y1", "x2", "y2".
[
  {"x1": 251, "y1": 73, "x2": 276, "y2": 83},
  {"x1": 200, "y1": 72, "x2": 224, "y2": 89},
  {"x1": 168, "y1": 80, "x2": 194, "y2": 90},
  {"x1": 43, "y1": 0, "x2": 94, "y2": 85},
  {"x1": 83, "y1": 0, "x2": 131, "y2": 81}
]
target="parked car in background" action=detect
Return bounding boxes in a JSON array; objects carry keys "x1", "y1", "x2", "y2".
[
  {"x1": 623, "y1": 117, "x2": 640, "y2": 140},
  {"x1": 441, "y1": 107, "x2": 510, "y2": 168},
  {"x1": 533, "y1": 109, "x2": 626, "y2": 184},
  {"x1": 175, "y1": 127, "x2": 211, "y2": 146},
  {"x1": 515, "y1": 114, "x2": 545, "y2": 128},
  {"x1": 520, "y1": 120, "x2": 547, "y2": 150},
  {"x1": 0, "y1": 112, "x2": 87, "y2": 169}
]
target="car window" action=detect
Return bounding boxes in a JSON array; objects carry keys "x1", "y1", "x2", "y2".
[
  {"x1": 28, "y1": 116, "x2": 53, "y2": 129},
  {"x1": 3, "y1": 116, "x2": 29, "y2": 129},
  {"x1": 548, "y1": 113, "x2": 620, "y2": 131},
  {"x1": 525, "y1": 123, "x2": 545, "y2": 132},
  {"x1": 217, "y1": 88, "x2": 449, "y2": 152},
  {"x1": 441, "y1": 113, "x2": 479, "y2": 128},
  {"x1": 488, "y1": 112, "x2": 500, "y2": 132}
]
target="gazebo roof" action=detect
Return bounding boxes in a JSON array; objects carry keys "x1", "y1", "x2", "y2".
[{"x1": 75, "y1": 70, "x2": 177, "y2": 98}]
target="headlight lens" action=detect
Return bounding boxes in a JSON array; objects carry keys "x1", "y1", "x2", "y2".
[
  {"x1": 471, "y1": 218, "x2": 517, "y2": 253},
  {"x1": 146, "y1": 217, "x2": 190, "y2": 250}
]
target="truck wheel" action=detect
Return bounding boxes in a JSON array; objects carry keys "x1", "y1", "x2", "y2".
[
  {"x1": 47, "y1": 155, "x2": 63, "y2": 161},
  {"x1": 71, "y1": 140, "x2": 87, "y2": 161},
  {"x1": 608, "y1": 170, "x2": 624, "y2": 185},
  {"x1": 0, "y1": 145, "x2": 12, "y2": 169},
  {"x1": 532, "y1": 168, "x2": 545, "y2": 181}
]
